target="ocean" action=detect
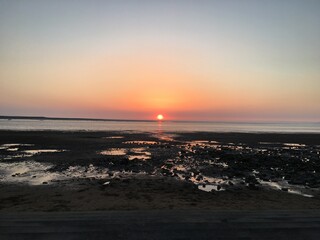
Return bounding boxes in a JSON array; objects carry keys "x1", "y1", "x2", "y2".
[{"x1": 0, "y1": 119, "x2": 320, "y2": 133}]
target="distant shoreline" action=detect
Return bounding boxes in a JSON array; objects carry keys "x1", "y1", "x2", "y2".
[
  {"x1": 0, "y1": 115, "x2": 155, "y2": 123},
  {"x1": 0, "y1": 115, "x2": 319, "y2": 125}
]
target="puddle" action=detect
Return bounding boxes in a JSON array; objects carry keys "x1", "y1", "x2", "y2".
[
  {"x1": 104, "y1": 136, "x2": 124, "y2": 139},
  {"x1": 0, "y1": 161, "x2": 60, "y2": 185},
  {"x1": 111, "y1": 170, "x2": 148, "y2": 178},
  {"x1": 0, "y1": 162, "x2": 111, "y2": 185},
  {"x1": 259, "y1": 142, "x2": 282, "y2": 145},
  {"x1": 0, "y1": 148, "x2": 66, "y2": 160},
  {"x1": 64, "y1": 164, "x2": 109, "y2": 179},
  {"x1": 7, "y1": 148, "x2": 19, "y2": 152},
  {"x1": 210, "y1": 161, "x2": 229, "y2": 168},
  {"x1": 198, "y1": 184, "x2": 223, "y2": 192},
  {"x1": 153, "y1": 133, "x2": 179, "y2": 142},
  {"x1": 100, "y1": 148, "x2": 127, "y2": 156},
  {"x1": 260, "y1": 180, "x2": 314, "y2": 198},
  {"x1": 283, "y1": 143, "x2": 306, "y2": 147},
  {"x1": 0, "y1": 143, "x2": 34, "y2": 151},
  {"x1": 24, "y1": 149, "x2": 65, "y2": 154},
  {"x1": 1, "y1": 143, "x2": 33, "y2": 148},
  {"x1": 124, "y1": 141, "x2": 158, "y2": 145},
  {"x1": 193, "y1": 176, "x2": 228, "y2": 192},
  {"x1": 171, "y1": 165, "x2": 187, "y2": 172},
  {"x1": 128, "y1": 148, "x2": 151, "y2": 160},
  {"x1": 100, "y1": 147, "x2": 151, "y2": 160},
  {"x1": 188, "y1": 140, "x2": 219, "y2": 146}
]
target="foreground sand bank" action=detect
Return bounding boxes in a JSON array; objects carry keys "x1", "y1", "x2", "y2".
[
  {"x1": 2, "y1": 210, "x2": 320, "y2": 240},
  {"x1": 1, "y1": 130, "x2": 320, "y2": 211}
]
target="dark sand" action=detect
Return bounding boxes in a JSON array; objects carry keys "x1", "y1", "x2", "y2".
[
  {"x1": 2, "y1": 210, "x2": 320, "y2": 240},
  {"x1": 1, "y1": 130, "x2": 320, "y2": 212}
]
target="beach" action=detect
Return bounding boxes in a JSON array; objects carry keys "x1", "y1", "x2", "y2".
[{"x1": 1, "y1": 130, "x2": 320, "y2": 212}]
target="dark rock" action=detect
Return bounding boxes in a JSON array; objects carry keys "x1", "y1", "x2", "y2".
[
  {"x1": 245, "y1": 175, "x2": 259, "y2": 185},
  {"x1": 248, "y1": 183, "x2": 258, "y2": 190},
  {"x1": 196, "y1": 175, "x2": 203, "y2": 181}
]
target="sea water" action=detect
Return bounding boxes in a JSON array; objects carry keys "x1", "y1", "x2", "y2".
[{"x1": 1, "y1": 119, "x2": 320, "y2": 133}]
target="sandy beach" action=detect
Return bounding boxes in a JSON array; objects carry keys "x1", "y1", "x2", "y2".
[{"x1": 1, "y1": 130, "x2": 320, "y2": 212}]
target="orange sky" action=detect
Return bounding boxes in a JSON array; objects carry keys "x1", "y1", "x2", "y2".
[{"x1": 1, "y1": 1, "x2": 319, "y2": 121}]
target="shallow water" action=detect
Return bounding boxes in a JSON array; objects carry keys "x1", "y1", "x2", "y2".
[
  {"x1": 0, "y1": 161, "x2": 59, "y2": 185},
  {"x1": 2, "y1": 119, "x2": 320, "y2": 133},
  {"x1": 100, "y1": 148, "x2": 127, "y2": 156},
  {"x1": 124, "y1": 141, "x2": 158, "y2": 145},
  {"x1": 260, "y1": 180, "x2": 314, "y2": 198},
  {"x1": 128, "y1": 148, "x2": 151, "y2": 160}
]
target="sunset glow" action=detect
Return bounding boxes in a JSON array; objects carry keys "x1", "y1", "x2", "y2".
[{"x1": 0, "y1": 1, "x2": 319, "y2": 121}]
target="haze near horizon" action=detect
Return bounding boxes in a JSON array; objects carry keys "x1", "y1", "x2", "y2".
[{"x1": 1, "y1": 0, "x2": 319, "y2": 122}]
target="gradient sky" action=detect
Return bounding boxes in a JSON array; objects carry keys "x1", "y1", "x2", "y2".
[{"x1": 1, "y1": 0, "x2": 319, "y2": 121}]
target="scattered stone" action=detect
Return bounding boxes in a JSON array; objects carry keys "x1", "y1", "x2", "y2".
[
  {"x1": 248, "y1": 183, "x2": 258, "y2": 190},
  {"x1": 196, "y1": 175, "x2": 203, "y2": 181},
  {"x1": 245, "y1": 175, "x2": 259, "y2": 185}
]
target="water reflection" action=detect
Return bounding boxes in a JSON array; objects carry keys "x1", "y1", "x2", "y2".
[
  {"x1": 100, "y1": 147, "x2": 151, "y2": 160},
  {"x1": 100, "y1": 148, "x2": 126, "y2": 156}
]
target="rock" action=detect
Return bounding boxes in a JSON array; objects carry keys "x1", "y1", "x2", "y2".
[
  {"x1": 245, "y1": 175, "x2": 259, "y2": 185},
  {"x1": 281, "y1": 187, "x2": 289, "y2": 192},
  {"x1": 217, "y1": 185, "x2": 221, "y2": 190},
  {"x1": 248, "y1": 183, "x2": 258, "y2": 190},
  {"x1": 42, "y1": 182, "x2": 48, "y2": 185},
  {"x1": 196, "y1": 175, "x2": 203, "y2": 181}
]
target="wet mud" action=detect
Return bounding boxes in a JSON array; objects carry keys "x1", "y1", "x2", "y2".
[{"x1": 1, "y1": 130, "x2": 320, "y2": 211}]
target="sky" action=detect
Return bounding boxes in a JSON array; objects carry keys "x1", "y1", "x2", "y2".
[{"x1": 0, "y1": 0, "x2": 319, "y2": 121}]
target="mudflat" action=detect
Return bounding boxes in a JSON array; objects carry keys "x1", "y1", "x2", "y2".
[{"x1": 1, "y1": 130, "x2": 320, "y2": 211}]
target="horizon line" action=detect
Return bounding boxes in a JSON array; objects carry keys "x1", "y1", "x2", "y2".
[{"x1": 0, "y1": 115, "x2": 319, "y2": 125}]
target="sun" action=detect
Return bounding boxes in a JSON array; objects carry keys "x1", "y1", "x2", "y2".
[{"x1": 157, "y1": 114, "x2": 164, "y2": 120}]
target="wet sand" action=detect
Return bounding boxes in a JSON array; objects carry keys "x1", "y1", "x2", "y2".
[
  {"x1": 1, "y1": 130, "x2": 320, "y2": 212},
  {"x1": 2, "y1": 210, "x2": 320, "y2": 240}
]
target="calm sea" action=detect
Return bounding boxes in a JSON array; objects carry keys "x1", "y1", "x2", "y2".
[{"x1": 0, "y1": 119, "x2": 320, "y2": 133}]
